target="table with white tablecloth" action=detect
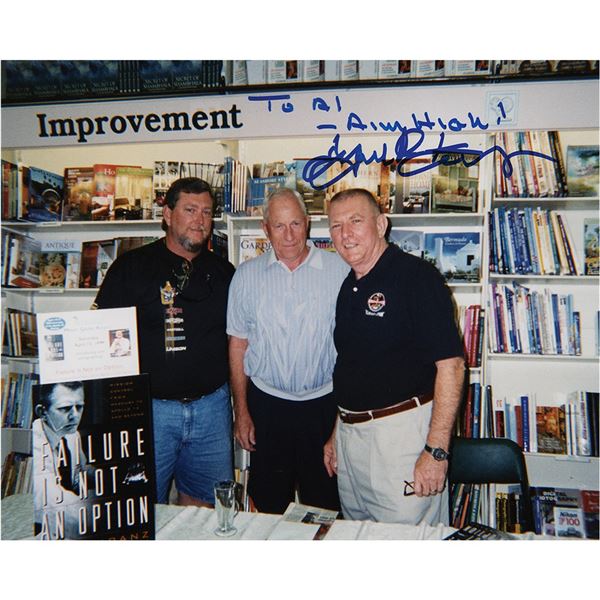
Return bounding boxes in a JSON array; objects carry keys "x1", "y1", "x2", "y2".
[{"x1": 1, "y1": 493, "x2": 543, "y2": 540}]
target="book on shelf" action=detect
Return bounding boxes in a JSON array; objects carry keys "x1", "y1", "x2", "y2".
[
  {"x1": 583, "y1": 218, "x2": 599, "y2": 276},
  {"x1": 62, "y1": 166, "x2": 94, "y2": 221},
  {"x1": 324, "y1": 160, "x2": 391, "y2": 213},
  {"x1": 377, "y1": 60, "x2": 414, "y2": 79},
  {"x1": 248, "y1": 175, "x2": 287, "y2": 216},
  {"x1": 23, "y1": 166, "x2": 64, "y2": 222},
  {"x1": 489, "y1": 207, "x2": 579, "y2": 276},
  {"x1": 238, "y1": 235, "x2": 272, "y2": 263},
  {"x1": 210, "y1": 229, "x2": 229, "y2": 261},
  {"x1": 152, "y1": 160, "x2": 224, "y2": 218},
  {"x1": 457, "y1": 305, "x2": 484, "y2": 368},
  {"x1": 389, "y1": 229, "x2": 424, "y2": 258},
  {"x1": 309, "y1": 237, "x2": 336, "y2": 252},
  {"x1": 423, "y1": 231, "x2": 481, "y2": 283},
  {"x1": 295, "y1": 158, "x2": 327, "y2": 215},
  {"x1": 391, "y1": 158, "x2": 432, "y2": 213},
  {"x1": 494, "y1": 131, "x2": 567, "y2": 197},
  {"x1": 302, "y1": 60, "x2": 325, "y2": 83},
  {"x1": 445, "y1": 60, "x2": 490, "y2": 77},
  {"x1": 267, "y1": 60, "x2": 301, "y2": 84},
  {"x1": 487, "y1": 282, "x2": 580, "y2": 355},
  {"x1": 114, "y1": 166, "x2": 154, "y2": 220},
  {"x1": 39, "y1": 239, "x2": 83, "y2": 289},
  {"x1": 1, "y1": 370, "x2": 38, "y2": 429},
  {"x1": 1, "y1": 159, "x2": 19, "y2": 220},
  {"x1": 32, "y1": 374, "x2": 155, "y2": 540},
  {"x1": 5, "y1": 232, "x2": 41, "y2": 288},
  {"x1": 2, "y1": 308, "x2": 38, "y2": 357},
  {"x1": 536, "y1": 405, "x2": 567, "y2": 454},
  {"x1": 415, "y1": 60, "x2": 445, "y2": 78},
  {"x1": 79, "y1": 239, "x2": 117, "y2": 288},
  {"x1": 323, "y1": 60, "x2": 359, "y2": 82},
  {"x1": 566, "y1": 145, "x2": 599, "y2": 197},
  {"x1": 1, "y1": 452, "x2": 33, "y2": 499},
  {"x1": 431, "y1": 152, "x2": 479, "y2": 213},
  {"x1": 492, "y1": 390, "x2": 599, "y2": 457},
  {"x1": 492, "y1": 485, "x2": 528, "y2": 534},
  {"x1": 530, "y1": 487, "x2": 599, "y2": 539}
]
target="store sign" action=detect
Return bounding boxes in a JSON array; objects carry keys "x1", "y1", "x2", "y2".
[{"x1": 2, "y1": 80, "x2": 597, "y2": 148}]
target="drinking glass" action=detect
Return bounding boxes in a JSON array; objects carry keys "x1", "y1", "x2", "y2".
[{"x1": 213, "y1": 480, "x2": 239, "y2": 537}]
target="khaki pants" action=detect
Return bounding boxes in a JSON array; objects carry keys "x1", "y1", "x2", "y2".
[{"x1": 336, "y1": 401, "x2": 449, "y2": 525}]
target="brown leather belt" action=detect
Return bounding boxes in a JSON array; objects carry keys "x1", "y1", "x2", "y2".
[{"x1": 338, "y1": 392, "x2": 434, "y2": 424}]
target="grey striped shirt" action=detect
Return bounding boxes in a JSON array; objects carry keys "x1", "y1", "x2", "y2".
[{"x1": 227, "y1": 244, "x2": 349, "y2": 400}]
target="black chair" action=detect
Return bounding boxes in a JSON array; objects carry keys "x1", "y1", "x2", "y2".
[{"x1": 448, "y1": 437, "x2": 534, "y2": 532}]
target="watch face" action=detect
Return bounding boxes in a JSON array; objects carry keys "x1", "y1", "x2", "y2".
[{"x1": 433, "y1": 448, "x2": 448, "y2": 461}]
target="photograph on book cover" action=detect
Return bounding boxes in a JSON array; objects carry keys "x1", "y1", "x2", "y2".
[
  {"x1": 36, "y1": 307, "x2": 139, "y2": 384},
  {"x1": 32, "y1": 374, "x2": 155, "y2": 540}
]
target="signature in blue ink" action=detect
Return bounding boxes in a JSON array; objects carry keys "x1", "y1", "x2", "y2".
[{"x1": 302, "y1": 131, "x2": 556, "y2": 190}]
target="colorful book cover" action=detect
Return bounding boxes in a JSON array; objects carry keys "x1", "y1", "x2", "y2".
[
  {"x1": 295, "y1": 158, "x2": 327, "y2": 214},
  {"x1": 536, "y1": 405, "x2": 567, "y2": 454},
  {"x1": 393, "y1": 158, "x2": 432, "y2": 213},
  {"x1": 63, "y1": 167, "x2": 94, "y2": 221},
  {"x1": 423, "y1": 231, "x2": 481, "y2": 282},
  {"x1": 566, "y1": 145, "x2": 599, "y2": 197},
  {"x1": 6, "y1": 234, "x2": 41, "y2": 288},
  {"x1": 431, "y1": 153, "x2": 479, "y2": 213},
  {"x1": 114, "y1": 167, "x2": 153, "y2": 220},
  {"x1": 26, "y1": 166, "x2": 64, "y2": 222},
  {"x1": 388, "y1": 229, "x2": 424, "y2": 258},
  {"x1": 310, "y1": 237, "x2": 336, "y2": 253},
  {"x1": 238, "y1": 235, "x2": 272, "y2": 263},
  {"x1": 32, "y1": 374, "x2": 155, "y2": 540},
  {"x1": 583, "y1": 218, "x2": 599, "y2": 275}
]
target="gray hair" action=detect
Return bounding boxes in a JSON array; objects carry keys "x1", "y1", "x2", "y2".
[{"x1": 262, "y1": 188, "x2": 307, "y2": 222}]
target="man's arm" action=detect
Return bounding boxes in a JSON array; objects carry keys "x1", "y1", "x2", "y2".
[
  {"x1": 413, "y1": 355, "x2": 465, "y2": 496},
  {"x1": 323, "y1": 417, "x2": 339, "y2": 477},
  {"x1": 228, "y1": 335, "x2": 255, "y2": 451}
]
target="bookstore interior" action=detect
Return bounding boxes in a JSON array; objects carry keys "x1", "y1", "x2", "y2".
[{"x1": 1, "y1": 59, "x2": 599, "y2": 541}]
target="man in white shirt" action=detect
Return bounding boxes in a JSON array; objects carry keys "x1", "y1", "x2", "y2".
[{"x1": 227, "y1": 188, "x2": 348, "y2": 514}]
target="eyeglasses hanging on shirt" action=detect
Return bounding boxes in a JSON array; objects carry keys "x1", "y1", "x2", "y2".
[{"x1": 160, "y1": 259, "x2": 213, "y2": 307}]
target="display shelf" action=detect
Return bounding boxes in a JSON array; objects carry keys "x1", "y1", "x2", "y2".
[
  {"x1": 487, "y1": 352, "x2": 599, "y2": 362},
  {"x1": 489, "y1": 274, "x2": 599, "y2": 283},
  {"x1": 491, "y1": 197, "x2": 599, "y2": 209},
  {"x1": 525, "y1": 453, "x2": 600, "y2": 489}
]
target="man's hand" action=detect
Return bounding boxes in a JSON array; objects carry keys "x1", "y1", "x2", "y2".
[
  {"x1": 323, "y1": 433, "x2": 337, "y2": 477},
  {"x1": 234, "y1": 412, "x2": 256, "y2": 452},
  {"x1": 413, "y1": 450, "x2": 448, "y2": 496}
]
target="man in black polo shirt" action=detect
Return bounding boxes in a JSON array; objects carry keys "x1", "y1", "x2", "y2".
[
  {"x1": 324, "y1": 188, "x2": 465, "y2": 525},
  {"x1": 94, "y1": 177, "x2": 235, "y2": 508}
]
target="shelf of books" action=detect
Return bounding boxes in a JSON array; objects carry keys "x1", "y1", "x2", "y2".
[
  {"x1": 1, "y1": 80, "x2": 598, "y2": 537},
  {"x1": 452, "y1": 128, "x2": 599, "y2": 536}
]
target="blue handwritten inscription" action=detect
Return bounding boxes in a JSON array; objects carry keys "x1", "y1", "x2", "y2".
[
  {"x1": 302, "y1": 131, "x2": 556, "y2": 190},
  {"x1": 247, "y1": 94, "x2": 556, "y2": 188}
]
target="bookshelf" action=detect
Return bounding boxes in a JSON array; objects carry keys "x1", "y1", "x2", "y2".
[{"x1": 2, "y1": 75, "x2": 598, "y2": 518}]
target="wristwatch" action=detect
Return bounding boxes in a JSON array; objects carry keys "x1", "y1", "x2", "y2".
[{"x1": 424, "y1": 444, "x2": 450, "y2": 461}]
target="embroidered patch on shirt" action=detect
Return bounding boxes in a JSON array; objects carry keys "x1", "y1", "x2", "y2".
[{"x1": 365, "y1": 292, "x2": 386, "y2": 317}]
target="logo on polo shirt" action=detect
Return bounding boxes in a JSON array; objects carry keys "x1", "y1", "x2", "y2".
[{"x1": 366, "y1": 292, "x2": 386, "y2": 317}]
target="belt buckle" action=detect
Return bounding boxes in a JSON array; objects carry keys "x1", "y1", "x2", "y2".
[{"x1": 366, "y1": 410, "x2": 374, "y2": 421}]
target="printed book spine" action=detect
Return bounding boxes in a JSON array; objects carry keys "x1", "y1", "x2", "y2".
[
  {"x1": 555, "y1": 213, "x2": 579, "y2": 275},
  {"x1": 520, "y1": 395, "x2": 530, "y2": 452}
]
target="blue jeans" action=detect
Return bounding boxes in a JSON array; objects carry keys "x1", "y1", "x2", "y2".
[{"x1": 152, "y1": 383, "x2": 233, "y2": 504}]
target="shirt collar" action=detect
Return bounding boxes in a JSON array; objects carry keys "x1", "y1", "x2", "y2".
[{"x1": 267, "y1": 241, "x2": 323, "y2": 272}]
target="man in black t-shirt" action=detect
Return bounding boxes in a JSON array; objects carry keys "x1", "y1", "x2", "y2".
[
  {"x1": 94, "y1": 178, "x2": 235, "y2": 508},
  {"x1": 324, "y1": 188, "x2": 465, "y2": 525}
]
